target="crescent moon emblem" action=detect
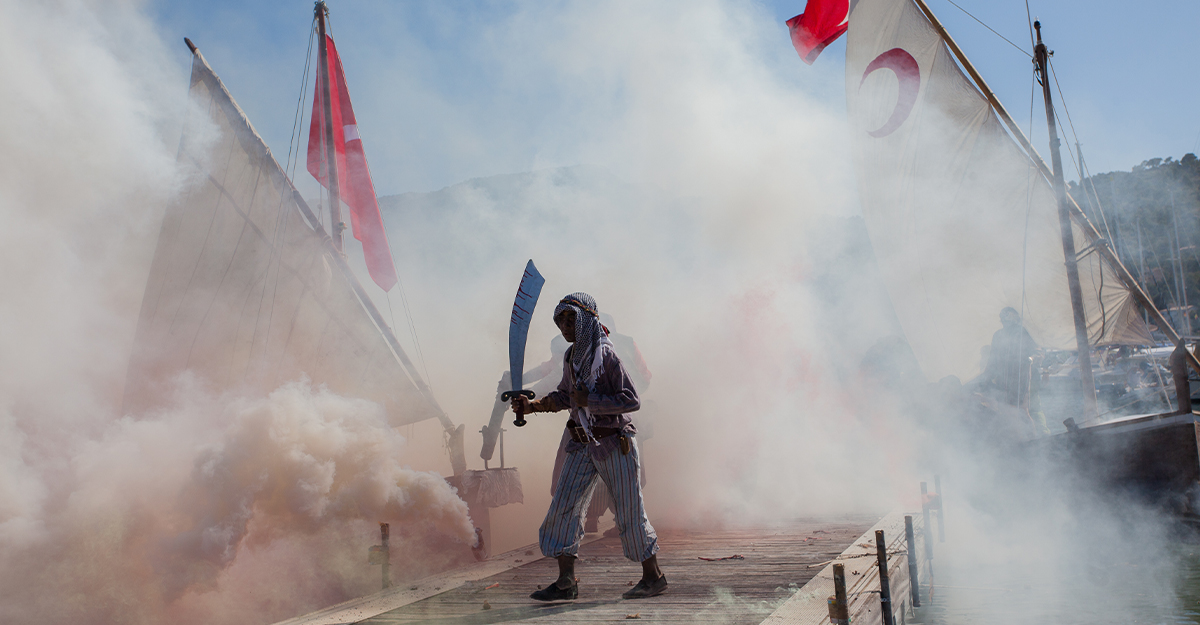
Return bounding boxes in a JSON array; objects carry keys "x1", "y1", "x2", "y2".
[{"x1": 859, "y1": 48, "x2": 920, "y2": 138}]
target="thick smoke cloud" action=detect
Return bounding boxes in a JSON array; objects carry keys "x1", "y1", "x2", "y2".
[
  {"x1": 0, "y1": 1, "x2": 474, "y2": 623},
  {"x1": 1, "y1": 0, "x2": 1190, "y2": 624}
]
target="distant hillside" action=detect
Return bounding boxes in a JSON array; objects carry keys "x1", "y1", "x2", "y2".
[
  {"x1": 376, "y1": 165, "x2": 645, "y2": 278},
  {"x1": 1071, "y1": 154, "x2": 1200, "y2": 328},
  {"x1": 375, "y1": 164, "x2": 905, "y2": 373}
]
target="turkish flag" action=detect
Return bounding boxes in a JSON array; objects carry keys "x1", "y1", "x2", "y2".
[
  {"x1": 307, "y1": 35, "x2": 398, "y2": 292},
  {"x1": 787, "y1": 0, "x2": 849, "y2": 65}
]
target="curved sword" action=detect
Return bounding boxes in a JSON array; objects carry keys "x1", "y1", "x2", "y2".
[{"x1": 499, "y1": 260, "x2": 545, "y2": 426}]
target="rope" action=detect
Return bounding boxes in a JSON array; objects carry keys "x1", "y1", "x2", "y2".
[
  {"x1": 255, "y1": 18, "x2": 316, "y2": 361},
  {"x1": 940, "y1": 0, "x2": 1030, "y2": 58},
  {"x1": 1020, "y1": 60, "x2": 1038, "y2": 321},
  {"x1": 284, "y1": 18, "x2": 317, "y2": 181},
  {"x1": 1024, "y1": 0, "x2": 1035, "y2": 50},
  {"x1": 1048, "y1": 58, "x2": 1116, "y2": 244}
]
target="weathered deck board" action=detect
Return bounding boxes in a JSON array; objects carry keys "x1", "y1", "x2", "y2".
[{"x1": 357, "y1": 516, "x2": 878, "y2": 624}]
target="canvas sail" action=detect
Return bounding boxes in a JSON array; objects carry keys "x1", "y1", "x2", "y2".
[
  {"x1": 124, "y1": 46, "x2": 445, "y2": 428},
  {"x1": 845, "y1": 0, "x2": 1151, "y2": 382}
]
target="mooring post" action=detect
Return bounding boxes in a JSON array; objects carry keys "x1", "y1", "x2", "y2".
[
  {"x1": 828, "y1": 563, "x2": 850, "y2": 625},
  {"x1": 934, "y1": 475, "x2": 945, "y2": 543},
  {"x1": 876, "y1": 529, "x2": 895, "y2": 625},
  {"x1": 380, "y1": 522, "x2": 391, "y2": 589},
  {"x1": 920, "y1": 482, "x2": 933, "y2": 561},
  {"x1": 905, "y1": 515, "x2": 921, "y2": 607},
  {"x1": 1171, "y1": 341, "x2": 1192, "y2": 414}
]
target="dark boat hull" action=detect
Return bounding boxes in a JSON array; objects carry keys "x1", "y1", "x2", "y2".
[{"x1": 1038, "y1": 412, "x2": 1200, "y2": 517}]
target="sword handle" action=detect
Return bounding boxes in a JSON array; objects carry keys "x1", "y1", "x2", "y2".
[
  {"x1": 501, "y1": 389, "x2": 536, "y2": 427},
  {"x1": 500, "y1": 389, "x2": 535, "y2": 402}
]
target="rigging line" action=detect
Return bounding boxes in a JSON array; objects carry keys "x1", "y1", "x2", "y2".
[
  {"x1": 1147, "y1": 245, "x2": 1182, "y2": 311},
  {"x1": 1021, "y1": 64, "x2": 1037, "y2": 319},
  {"x1": 284, "y1": 17, "x2": 317, "y2": 181},
  {"x1": 392, "y1": 274, "x2": 434, "y2": 390},
  {"x1": 939, "y1": 0, "x2": 1030, "y2": 58},
  {"x1": 349, "y1": 120, "x2": 435, "y2": 388},
  {"x1": 1047, "y1": 59, "x2": 1085, "y2": 170},
  {"x1": 318, "y1": 26, "x2": 435, "y2": 392},
  {"x1": 386, "y1": 288, "x2": 434, "y2": 392},
  {"x1": 1023, "y1": 0, "x2": 1035, "y2": 48},
  {"x1": 1093, "y1": 250, "x2": 1108, "y2": 343},
  {"x1": 1051, "y1": 104, "x2": 1119, "y2": 250},
  {"x1": 255, "y1": 19, "x2": 316, "y2": 362},
  {"x1": 1080, "y1": 154, "x2": 1116, "y2": 243}
]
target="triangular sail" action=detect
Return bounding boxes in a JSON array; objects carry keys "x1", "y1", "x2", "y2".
[
  {"x1": 124, "y1": 47, "x2": 444, "y2": 428},
  {"x1": 845, "y1": 0, "x2": 1151, "y2": 381}
]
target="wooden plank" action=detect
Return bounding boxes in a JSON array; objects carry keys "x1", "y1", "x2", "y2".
[
  {"x1": 353, "y1": 516, "x2": 878, "y2": 625},
  {"x1": 761, "y1": 511, "x2": 929, "y2": 625},
  {"x1": 269, "y1": 522, "x2": 619, "y2": 625}
]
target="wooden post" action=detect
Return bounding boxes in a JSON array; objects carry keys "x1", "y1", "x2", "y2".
[
  {"x1": 876, "y1": 530, "x2": 895, "y2": 625},
  {"x1": 934, "y1": 475, "x2": 945, "y2": 543},
  {"x1": 920, "y1": 482, "x2": 934, "y2": 561},
  {"x1": 905, "y1": 516, "x2": 921, "y2": 607},
  {"x1": 1171, "y1": 342, "x2": 1192, "y2": 414},
  {"x1": 909, "y1": 0, "x2": 1200, "y2": 381},
  {"x1": 380, "y1": 522, "x2": 391, "y2": 589},
  {"x1": 828, "y1": 563, "x2": 850, "y2": 625}
]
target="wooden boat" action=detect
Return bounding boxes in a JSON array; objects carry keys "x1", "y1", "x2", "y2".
[
  {"x1": 833, "y1": 0, "x2": 1200, "y2": 504},
  {"x1": 122, "y1": 1, "x2": 521, "y2": 563}
]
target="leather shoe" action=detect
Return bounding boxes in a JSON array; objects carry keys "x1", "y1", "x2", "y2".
[
  {"x1": 530, "y1": 580, "x2": 578, "y2": 601},
  {"x1": 621, "y1": 574, "x2": 667, "y2": 599}
]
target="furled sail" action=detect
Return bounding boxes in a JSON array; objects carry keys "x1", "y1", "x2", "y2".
[
  {"x1": 124, "y1": 45, "x2": 446, "y2": 428},
  {"x1": 845, "y1": 0, "x2": 1151, "y2": 381}
]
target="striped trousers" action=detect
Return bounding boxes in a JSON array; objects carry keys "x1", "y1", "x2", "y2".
[{"x1": 539, "y1": 436, "x2": 659, "y2": 562}]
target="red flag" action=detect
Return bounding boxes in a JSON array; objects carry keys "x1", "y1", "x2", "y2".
[
  {"x1": 307, "y1": 36, "x2": 398, "y2": 292},
  {"x1": 787, "y1": 0, "x2": 849, "y2": 65}
]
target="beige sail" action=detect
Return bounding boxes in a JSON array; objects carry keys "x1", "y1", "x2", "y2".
[
  {"x1": 845, "y1": 0, "x2": 1151, "y2": 382},
  {"x1": 124, "y1": 46, "x2": 444, "y2": 428}
]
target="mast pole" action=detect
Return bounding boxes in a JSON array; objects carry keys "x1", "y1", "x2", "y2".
[
  {"x1": 1034, "y1": 21, "x2": 1098, "y2": 418},
  {"x1": 316, "y1": 0, "x2": 344, "y2": 253},
  {"x1": 1172, "y1": 192, "x2": 1192, "y2": 335},
  {"x1": 909, "y1": 0, "x2": 1200, "y2": 377}
]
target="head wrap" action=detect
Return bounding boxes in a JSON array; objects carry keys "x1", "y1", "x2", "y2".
[{"x1": 553, "y1": 292, "x2": 613, "y2": 442}]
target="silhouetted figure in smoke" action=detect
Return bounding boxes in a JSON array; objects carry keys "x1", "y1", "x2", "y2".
[
  {"x1": 486, "y1": 336, "x2": 570, "y2": 456},
  {"x1": 980, "y1": 307, "x2": 1047, "y2": 435}
]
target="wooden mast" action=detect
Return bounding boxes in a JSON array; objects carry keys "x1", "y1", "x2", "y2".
[
  {"x1": 315, "y1": 0, "x2": 344, "y2": 253},
  {"x1": 908, "y1": 0, "x2": 1200, "y2": 379},
  {"x1": 1033, "y1": 21, "x2": 1098, "y2": 417}
]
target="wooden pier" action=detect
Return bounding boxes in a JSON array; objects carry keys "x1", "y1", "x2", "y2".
[{"x1": 274, "y1": 515, "x2": 881, "y2": 625}]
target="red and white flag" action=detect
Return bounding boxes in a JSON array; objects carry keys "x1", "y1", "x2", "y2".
[
  {"x1": 786, "y1": 0, "x2": 849, "y2": 64},
  {"x1": 308, "y1": 36, "x2": 398, "y2": 292}
]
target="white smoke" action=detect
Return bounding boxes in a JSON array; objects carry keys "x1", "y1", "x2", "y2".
[
  {"x1": 0, "y1": 1, "x2": 474, "y2": 624},
  {"x1": 1, "y1": 0, "x2": 1190, "y2": 624}
]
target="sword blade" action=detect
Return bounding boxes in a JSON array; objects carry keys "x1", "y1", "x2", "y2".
[{"x1": 508, "y1": 259, "x2": 545, "y2": 393}]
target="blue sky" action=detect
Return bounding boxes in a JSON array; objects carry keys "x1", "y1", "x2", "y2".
[{"x1": 149, "y1": 0, "x2": 1200, "y2": 197}]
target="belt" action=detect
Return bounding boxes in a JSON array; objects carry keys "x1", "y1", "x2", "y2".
[{"x1": 566, "y1": 420, "x2": 620, "y2": 443}]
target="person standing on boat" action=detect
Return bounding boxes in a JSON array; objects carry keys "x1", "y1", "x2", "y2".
[
  {"x1": 511, "y1": 292, "x2": 666, "y2": 601},
  {"x1": 983, "y1": 306, "x2": 1048, "y2": 433}
]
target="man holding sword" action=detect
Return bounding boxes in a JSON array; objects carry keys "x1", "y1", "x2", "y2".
[{"x1": 511, "y1": 292, "x2": 666, "y2": 601}]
